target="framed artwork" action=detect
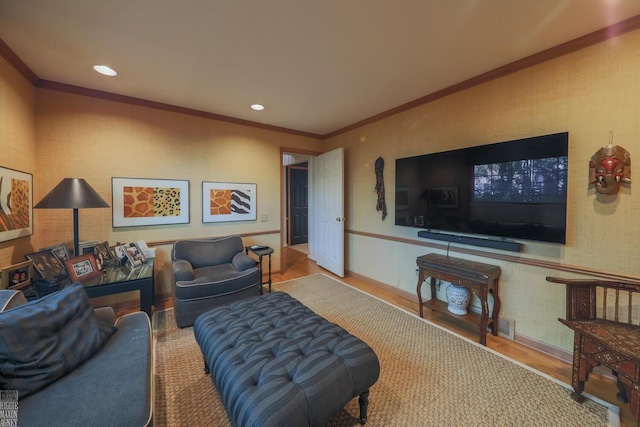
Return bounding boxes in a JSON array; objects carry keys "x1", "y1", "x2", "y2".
[
  {"x1": 64, "y1": 253, "x2": 100, "y2": 283},
  {"x1": 40, "y1": 243, "x2": 71, "y2": 263},
  {"x1": 125, "y1": 243, "x2": 146, "y2": 267},
  {"x1": 202, "y1": 182, "x2": 257, "y2": 223},
  {"x1": 25, "y1": 249, "x2": 68, "y2": 281},
  {"x1": 112, "y1": 177, "x2": 189, "y2": 227},
  {"x1": 0, "y1": 166, "x2": 33, "y2": 243},
  {"x1": 427, "y1": 186, "x2": 459, "y2": 209},
  {"x1": 1, "y1": 260, "x2": 33, "y2": 290}
]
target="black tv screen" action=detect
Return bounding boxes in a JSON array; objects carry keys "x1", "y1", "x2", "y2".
[{"x1": 395, "y1": 132, "x2": 568, "y2": 244}]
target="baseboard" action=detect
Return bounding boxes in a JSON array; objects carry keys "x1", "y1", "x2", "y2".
[
  {"x1": 514, "y1": 333, "x2": 572, "y2": 363},
  {"x1": 348, "y1": 270, "x2": 418, "y2": 303}
]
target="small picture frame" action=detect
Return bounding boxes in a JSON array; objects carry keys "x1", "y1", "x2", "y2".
[
  {"x1": 125, "y1": 243, "x2": 146, "y2": 267},
  {"x1": 40, "y1": 243, "x2": 71, "y2": 263},
  {"x1": 25, "y1": 249, "x2": 68, "y2": 280},
  {"x1": 95, "y1": 241, "x2": 114, "y2": 269},
  {"x1": 1, "y1": 260, "x2": 33, "y2": 290},
  {"x1": 112, "y1": 244, "x2": 129, "y2": 264},
  {"x1": 78, "y1": 240, "x2": 99, "y2": 256},
  {"x1": 64, "y1": 253, "x2": 100, "y2": 283}
]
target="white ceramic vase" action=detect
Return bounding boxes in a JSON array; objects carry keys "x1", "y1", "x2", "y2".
[{"x1": 446, "y1": 284, "x2": 470, "y2": 315}]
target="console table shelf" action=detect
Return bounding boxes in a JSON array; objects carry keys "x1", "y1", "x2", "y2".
[
  {"x1": 424, "y1": 298, "x2": 484, "y2": 329},
  {"x1": 416, "y1": 253, "x2": 501, "y2": 345}
]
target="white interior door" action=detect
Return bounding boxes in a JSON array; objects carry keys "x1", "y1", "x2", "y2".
[{"x1": 314, "y1": 147, "x2": 344, "y2": 277}]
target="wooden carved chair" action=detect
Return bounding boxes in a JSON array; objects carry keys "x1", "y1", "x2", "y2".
[{"x1": 547, "y1": 277, "x2": 640, "y2": 426}]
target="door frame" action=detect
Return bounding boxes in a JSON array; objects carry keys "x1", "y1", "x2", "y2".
[{"x1": 280, "y1": 147, "x2": 321, "y2": 273}]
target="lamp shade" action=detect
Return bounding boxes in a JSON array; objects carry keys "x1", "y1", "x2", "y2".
[{"x1": 34, "y1": 178, "x2": 110, "y2": 209}]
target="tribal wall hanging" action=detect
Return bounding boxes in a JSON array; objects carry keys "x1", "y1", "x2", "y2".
[
  {"x1": 374, "y1": 157, "x2": 387, "y2": 220},
  {"x1": 589, "y1": 143, "x2": 631, "y2": 195}
]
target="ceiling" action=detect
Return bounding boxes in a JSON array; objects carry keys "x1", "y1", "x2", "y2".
[{"x1": 1, "y1": 1, "x2": 640, "y2": 138}]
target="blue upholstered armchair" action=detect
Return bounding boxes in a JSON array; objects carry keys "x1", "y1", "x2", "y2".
[{"x1": 171, "y1": 235, "x2": 261, "y2": 327}]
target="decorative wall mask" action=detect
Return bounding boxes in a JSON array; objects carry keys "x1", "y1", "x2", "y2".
[
  {"x1": 374, "y1": 157, "x2": 387, "y2": 220},
  {"x1": 589, "y1": 144, "x2": 631, "y2": 195}
]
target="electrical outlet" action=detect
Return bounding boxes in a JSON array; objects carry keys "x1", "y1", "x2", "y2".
[{"x1": 261, "y1": 214, "x2": 268, "y2": 222}]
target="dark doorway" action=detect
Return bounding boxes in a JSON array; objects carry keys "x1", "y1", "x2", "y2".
[{"x1": 287, "y1": 163, "x2": 308, "y2": 245}]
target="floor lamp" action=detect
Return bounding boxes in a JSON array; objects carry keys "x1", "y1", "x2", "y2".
[{"x1": 34, "y1": 178, "x2": 110, "y2": 256}]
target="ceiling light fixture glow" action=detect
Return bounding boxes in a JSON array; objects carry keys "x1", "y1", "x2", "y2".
[
  {"x1": 93, "y1": 65, "x2": 117, "y2": 76},
  {"x1": 251, "y1": 104, "x2": 265, "y2": 111}
]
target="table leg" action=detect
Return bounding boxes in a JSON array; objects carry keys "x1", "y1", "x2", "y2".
[
  {"x1": 258, "y1": 255, "x2": 264, "y2": 295},
  {"x1": 416, "y1": 269, "x2": 425, "y2": 318},
  {"x1": 267, "y1": 253, "x2": 272, "y2": 293},
  {"x1": 140, "y1": 280, "x2": 153, "y2": 318},
  {"x1": 489, "y1": 290, "x2": 500, "y2": 337},
  {"x1": 479, "y1": 288, "x2": 489, "y2": 346}
]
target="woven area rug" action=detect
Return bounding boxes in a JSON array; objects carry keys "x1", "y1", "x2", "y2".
[{"x1": 153, "y1": 274, "x2": 619, "y2": 426}]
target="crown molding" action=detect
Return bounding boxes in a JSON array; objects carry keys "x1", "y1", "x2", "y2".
[
  {"x1": 2, "y1": 13, "x2": 640, "y2": 140},
  {"x1": 323, "y1": 14, "x2": 640, "y2": 139}
]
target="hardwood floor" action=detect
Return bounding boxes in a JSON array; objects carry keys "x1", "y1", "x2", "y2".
[{"x1": 277, "y1": 246, "x2": 633, "y2": 427}]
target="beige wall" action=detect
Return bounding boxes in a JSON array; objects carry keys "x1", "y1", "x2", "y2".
[
  {"x1": 1, "y1": 68, "x2": 322, "y2": 300},
  {"x1": 3, "y1": 27, "x2": 640, "y2": 353},
  {"x1": 325, "y1": 29, "x2": 640, "y2": 352},
  {"x1": 0, "y1": 55, "x2": 36, "y2": 266}
]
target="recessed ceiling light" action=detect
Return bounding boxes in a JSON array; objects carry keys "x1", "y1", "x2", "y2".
[
  {"x1": 251, "y1": 104, "x2": 265, "y2": 111},
  {"x1": 93, "y1": 65, "x2": 117, "y2": 76}
]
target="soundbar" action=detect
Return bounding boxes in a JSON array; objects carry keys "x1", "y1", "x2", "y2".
[{"x1": 417, "y1": 230, "x2": 523, "y2": 252}]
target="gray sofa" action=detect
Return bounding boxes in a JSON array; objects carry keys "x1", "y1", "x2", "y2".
[
  {"x1": 0, "y1": 284, "x2": 152, "y2": 427},
  {"x1": 171, "y1": 235, "x2": 261, "y2": 328}
]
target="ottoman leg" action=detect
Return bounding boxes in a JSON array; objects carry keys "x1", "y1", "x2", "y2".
[
  {"x1": 204, "y1": 358, "x2": 210, "y2": 375},
  {"x1": 358, "y1": 390, "x2": 370, "y2": 425}
]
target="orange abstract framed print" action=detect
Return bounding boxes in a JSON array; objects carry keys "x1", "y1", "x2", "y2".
[
  {"x1": 0, "y1": 166, "x2": 33, "y2": 243},
  {"x1": 111, "y1": 177, "x2": 189, "y2": 227},
  {"x1": 202, "y1": 182, "x2": 257, "y2": 223}
]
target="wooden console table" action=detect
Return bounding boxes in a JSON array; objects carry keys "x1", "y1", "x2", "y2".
[{"x1": 416, "y1": 253, "x2": 501, "y2": 345}]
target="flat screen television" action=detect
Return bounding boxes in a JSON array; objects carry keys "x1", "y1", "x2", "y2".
[{"x1": 395, "y1": 132, "x2": 568, "y2": 244}]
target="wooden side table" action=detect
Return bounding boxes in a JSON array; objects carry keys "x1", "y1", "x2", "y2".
[
  {"x1": 245, "y1": 246, "x2": 274, "y2": 294},
  {"x1": 416, "y1": 253, "x2": 501, "y2": 345}
]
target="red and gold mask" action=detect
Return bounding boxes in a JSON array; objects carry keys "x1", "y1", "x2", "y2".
[{"x1": 589, "y1": 144, "x2": 631, "y2": 195}]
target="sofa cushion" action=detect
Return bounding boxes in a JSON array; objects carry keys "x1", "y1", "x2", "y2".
[
  {"x1": 0, "y1": 282, "x2": 116, "y2": 397},
  {"x1": 175, "y1": 265, "x2": 259, "y2": 300},
  {"x1": 172, "y1": 236, "x2": 244, "y2": 268},
  {"x1": 17, "y1": 311, "x2": 152, "y2": 427}
]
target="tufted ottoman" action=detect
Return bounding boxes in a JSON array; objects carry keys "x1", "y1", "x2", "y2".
[{"x1": 193, "y1": 292, "x2": 380, "y2": 427}]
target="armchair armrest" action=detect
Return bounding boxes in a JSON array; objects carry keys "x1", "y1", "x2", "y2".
[
  {"x1": 0, "y1": 290, "x2": 27, "y2": 312},
  {"x1": 232, "y1": 251, "x2": 257, "y2": 272},
  {"x1": 94, "y1": 306, "x2": 116, "y2": 325},
  {"x1": 172, "y1": 259, "x2": 195, "y2": 282}
]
